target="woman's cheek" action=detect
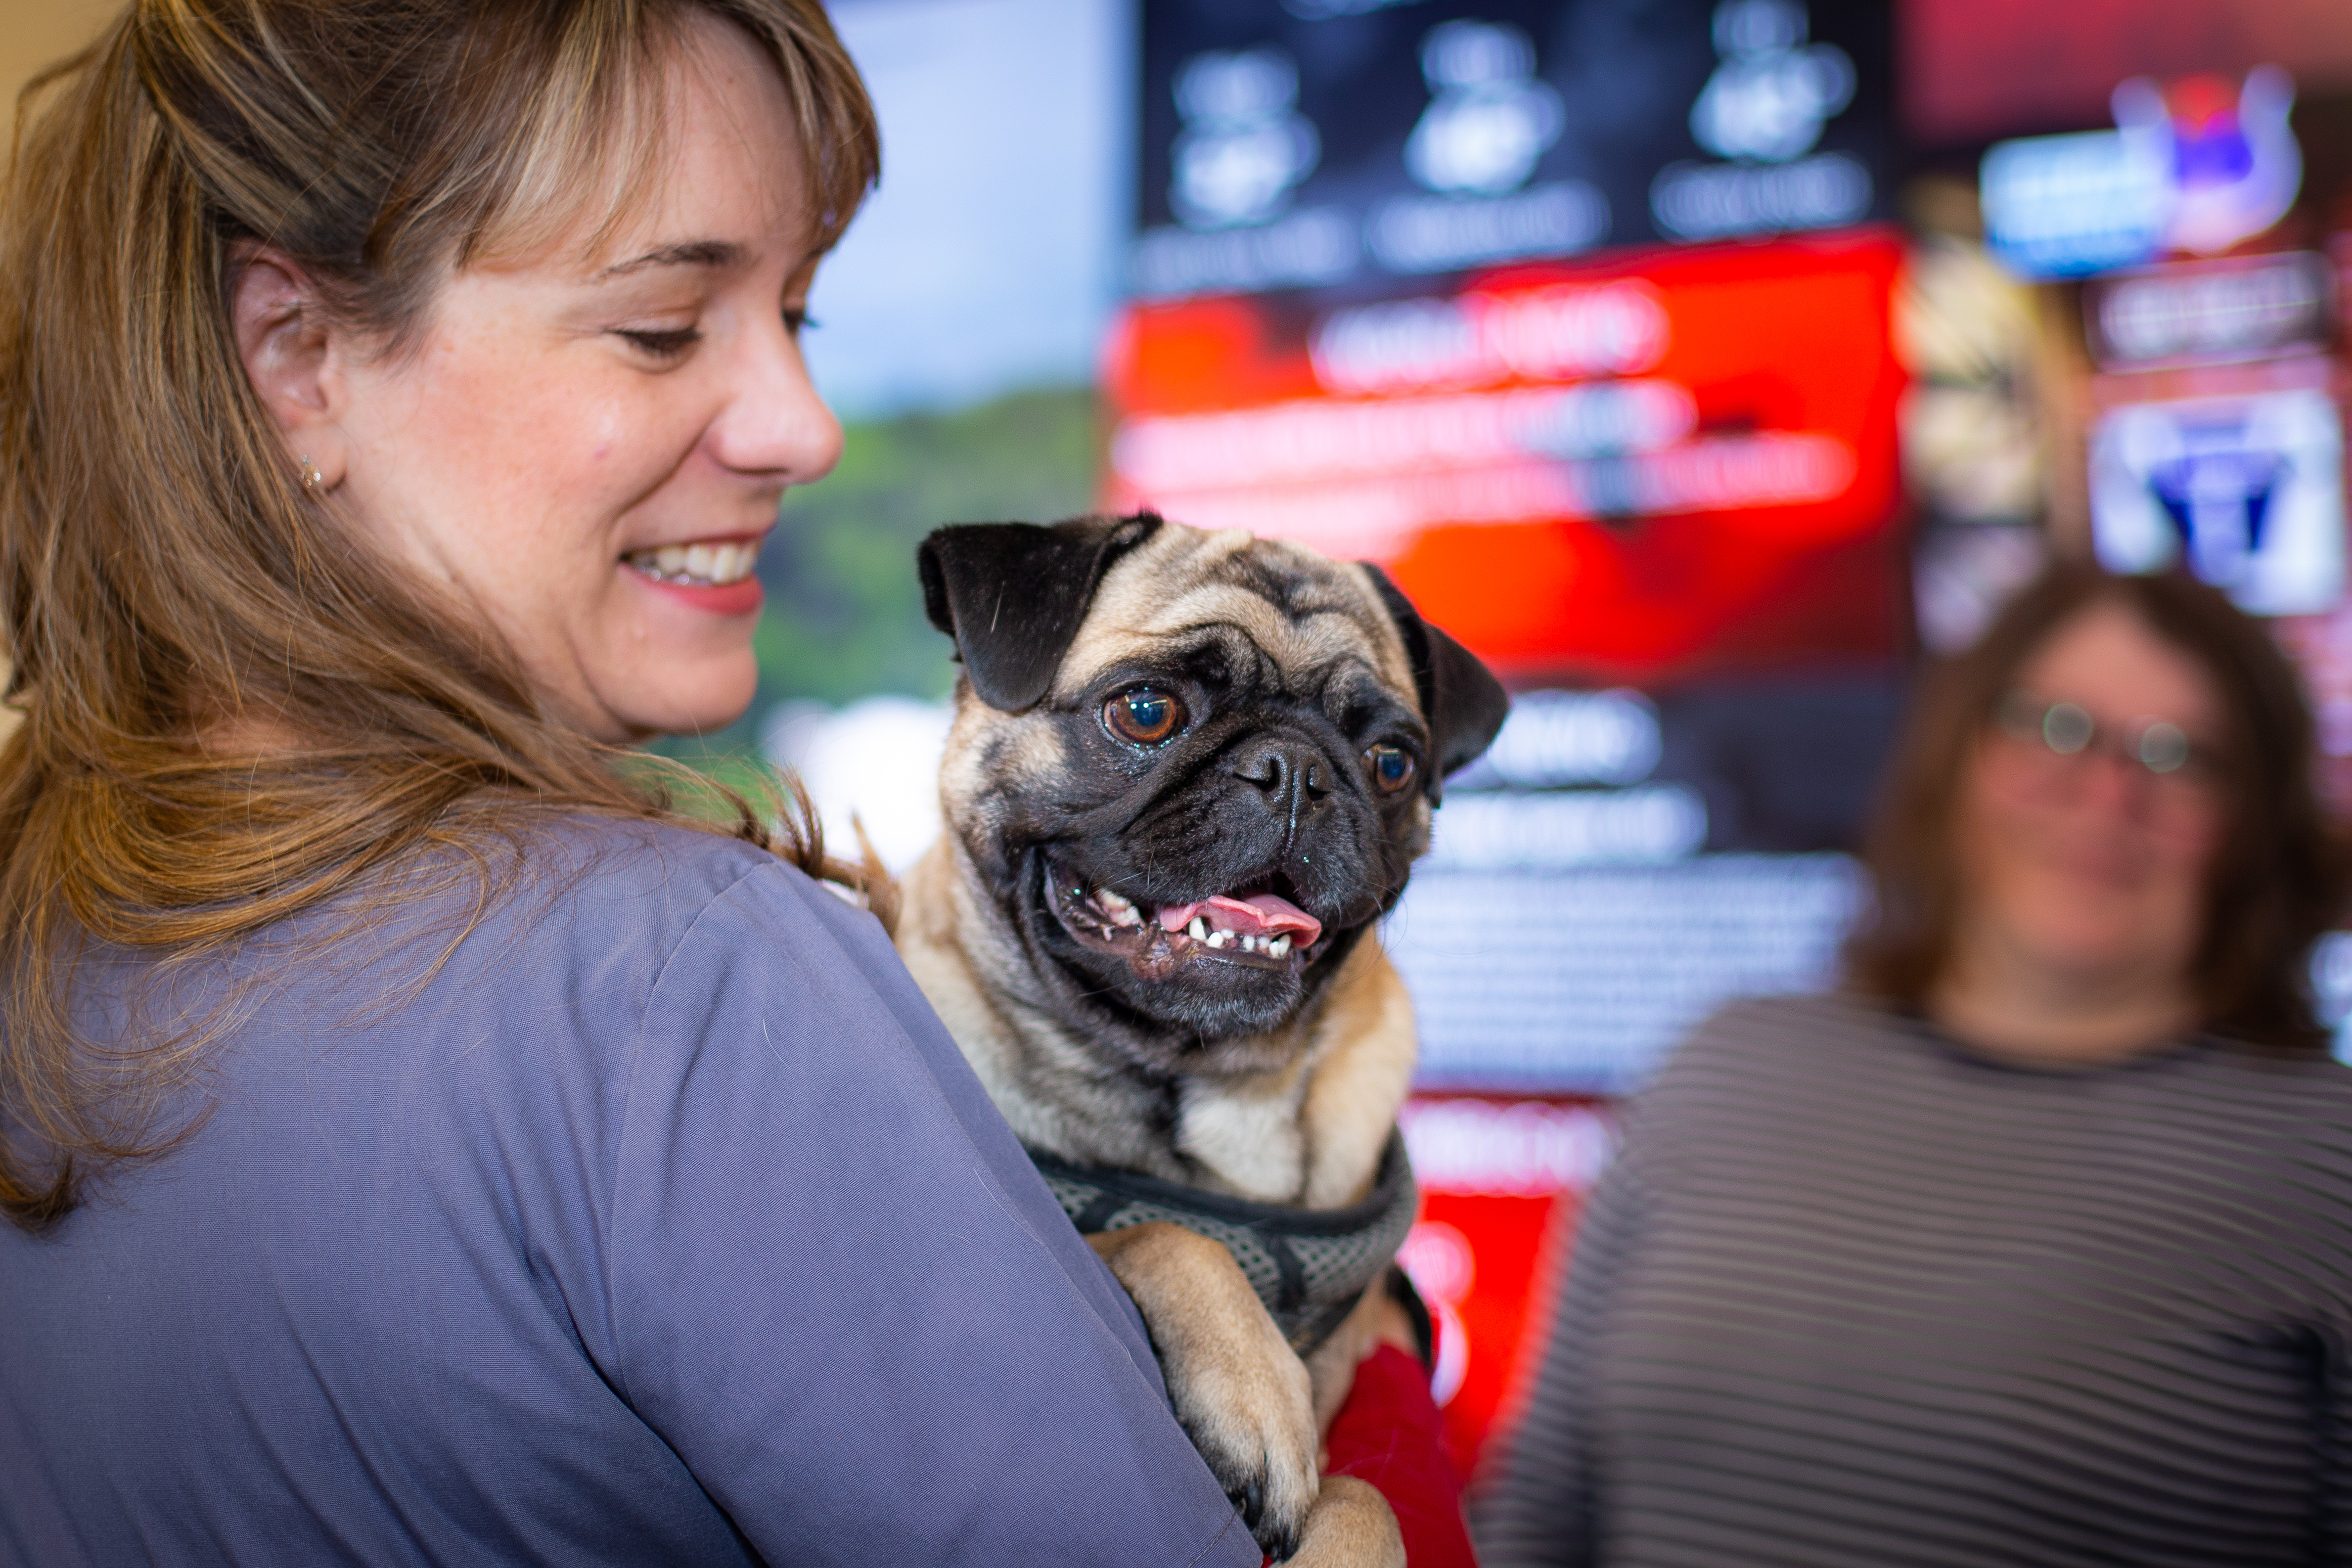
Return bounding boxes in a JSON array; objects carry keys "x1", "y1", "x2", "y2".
[
  {"x1": 578, "y1": 392, "x2": 711, "y2": 506},
  {"x1": 1961, "y1": 749, "x2": 2036, "y2": 844}
]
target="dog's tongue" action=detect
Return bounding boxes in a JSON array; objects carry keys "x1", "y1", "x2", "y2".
[{"x1": 1156, "y1": 892, "x2": 1322, "y2": 945}]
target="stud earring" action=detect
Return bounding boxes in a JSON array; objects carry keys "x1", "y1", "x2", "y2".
[{"x1": 298, "y1": 455, "x2": 324, "y2": 493}]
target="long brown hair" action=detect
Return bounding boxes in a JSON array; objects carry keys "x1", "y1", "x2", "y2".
[
  {"x1": 0, "y1": 0, "x2": 881, "y2": 1229},
  {"x1": 1845, "y1": 562, "x2": 2351, "y2": 1053}
]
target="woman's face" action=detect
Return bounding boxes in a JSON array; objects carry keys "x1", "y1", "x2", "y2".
[
  {"x1": 1952, "y1": 600, "x2": 2230, "y2": 993},
  {"x1": 310, "y1": 15, "x2": 840, "y2": 741}
]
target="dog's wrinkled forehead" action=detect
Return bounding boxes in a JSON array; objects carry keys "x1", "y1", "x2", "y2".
[{"x1": 1055, "y1": 527, "x2": 1418, "y2": 706}]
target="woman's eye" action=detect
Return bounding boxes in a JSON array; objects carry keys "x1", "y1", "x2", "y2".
[
  {"x1": 1364, "y1": 742, "x2": 1415, "y2": 794},
  {"x1": 615, "y1": 326, "x2": 701, "y2": 359},
  {"x1": 1105, "y1": 688, "x2": 1186, "y2": 745},
  {"x1": 783, "y1": 306, "x2": 817, "y2": 338}
]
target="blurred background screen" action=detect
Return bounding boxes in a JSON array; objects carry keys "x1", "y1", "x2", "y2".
[{"x1": 17, "y1": 0, "x2": 2352, "y2": 1483}]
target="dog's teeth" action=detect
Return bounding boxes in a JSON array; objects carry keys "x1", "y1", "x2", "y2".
[
  {"x1": 1098, "y1": 887, "x2": 1133, "y2": 913},
  {"x1": 1188, "y1": 917, "x2": 1208, "y2": 941},
  {"x1": 1268, "y1": 934, "x2": 1292, "y2": 959},
  {"x1": 1241, "y1": 934, "x2": 1261, "y2": 953},
  {"x1": 1206, "y1": 930, "x2": 1230, "y2": 948}
]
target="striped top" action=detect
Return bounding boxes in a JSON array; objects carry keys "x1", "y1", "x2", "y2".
[{"x1": 1474, "y1": 993, "x2": 2352, "y2": 1568}]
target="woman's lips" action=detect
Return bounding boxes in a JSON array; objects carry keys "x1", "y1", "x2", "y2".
[
  {"x1": 633, "y1": 571, "x2": 764, "y2": 616},
  {"x1": 622, "y1": 537, "x2": 765, "y2": 616}
]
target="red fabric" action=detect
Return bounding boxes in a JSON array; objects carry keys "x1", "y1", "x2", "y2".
[{"x1": 1316, "y1": 1339, "x2": 1479, "y2": 1568}]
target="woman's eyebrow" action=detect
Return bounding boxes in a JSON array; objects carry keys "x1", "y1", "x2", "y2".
[{"x1": 592, "y1": 239, "x2": 744, "y2": 281}]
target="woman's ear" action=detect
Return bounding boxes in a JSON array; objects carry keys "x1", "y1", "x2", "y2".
[{"x1": 228, "y1": 245, "x2": 351, "y2": 490}]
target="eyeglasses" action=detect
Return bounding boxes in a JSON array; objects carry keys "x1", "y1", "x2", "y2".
[{"x1": 1991, "y1": 690, "x2": 2225, "y2": 787}]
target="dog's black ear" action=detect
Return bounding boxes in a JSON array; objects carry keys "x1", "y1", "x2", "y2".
[
  {"x1": 918, "y1": 513, "x2": 1164, "y2": 713},
  {"x1": 1360, "y1": 564, "x2": 1510, "y2": 803}
]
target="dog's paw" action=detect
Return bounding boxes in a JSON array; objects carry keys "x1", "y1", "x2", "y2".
[
  {"x1": 1087, "y1": 1223, "x2": 1321, "y2": 1558},
  {"x1": 1283, "y1": 1475, "x2": 1405, "y2": 1568},
  {"x1": 1166, "y1": 1302, "x2": 1319, "y2": 1558}
]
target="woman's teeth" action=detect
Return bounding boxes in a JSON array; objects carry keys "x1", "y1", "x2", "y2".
[{"x1": 626, "y1": 540, "x2": 758, "y2": 586}]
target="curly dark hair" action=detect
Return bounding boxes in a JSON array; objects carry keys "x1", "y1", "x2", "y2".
[{"x1": 1844, "y1": 562, "x2": 2352, "y2": 1054}]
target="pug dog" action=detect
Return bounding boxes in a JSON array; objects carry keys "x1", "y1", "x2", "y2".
[{"x1": 895, "y1": 513, "x2": 1507, "y2": 1564}]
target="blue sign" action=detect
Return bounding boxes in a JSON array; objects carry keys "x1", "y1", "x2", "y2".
[
  {"x1": 1981, "y1": 67, "x2": 2304, "y2": 282},
  {"x1": 1981, "y1": 129, "x2": 2170, "y2": 279}
]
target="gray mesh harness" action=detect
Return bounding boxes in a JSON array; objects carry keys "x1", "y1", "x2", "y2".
[{"x1": 1028, "y1": 1131, "x2": 1418, "y2": 1356}]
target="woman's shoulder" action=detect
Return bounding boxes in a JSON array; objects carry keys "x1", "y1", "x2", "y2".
[
  {"x1": 460, "y1": 812, "x2": 877, "y2": 967},
  {"x1": 2180, "y1": 1036, "x2": 2352, "y2": 1150},
  {"x1": 299, "y1": 812, "x2": 898, "y2": 1063},
  {"x1": 1665, "y1": 989, "x2": 1907, "y2": 1074},
  {"x1": 1691, "y1": 988, "x2": 1896, "y2": 1036},
  {"x1": 220, "y1": 811, "x2": 951, "y2": 1219},
  {"x1": 512, "y1": 811, "x2": 838, "y2": 912},
  {"x1": 1624, "y1": 991, "x2": 1908, "y2": 1131}
]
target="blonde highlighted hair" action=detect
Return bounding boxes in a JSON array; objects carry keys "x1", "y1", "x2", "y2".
[{"x1": 0, "y1": 0, "x2": 879, "y2": 1228}]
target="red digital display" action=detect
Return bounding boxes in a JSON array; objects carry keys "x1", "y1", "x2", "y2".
[
  {"x1": 1396, "y1": 1095, "x2": 1613, "y2": 1478},
  {"x1": 1104, "y1": 229, "x2": 1908, "y2": 686}
]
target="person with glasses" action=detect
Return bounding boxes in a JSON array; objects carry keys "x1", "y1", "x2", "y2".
[{"x1": 1476, "y1": 564, "x2": 2352, "y2": 1567}]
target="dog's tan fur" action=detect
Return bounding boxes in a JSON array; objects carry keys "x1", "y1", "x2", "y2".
[
  {"x1": 899, "y1": 848, "x2": 1417, "y2": 1212},
  {"x1": 899, "y1": 523, "x2": 1475, "y2": 1566}
]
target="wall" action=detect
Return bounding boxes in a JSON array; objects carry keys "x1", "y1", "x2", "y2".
[
  {"x1": 2, "y1": 0, "x2": 114, "y2": 737},
  {"x1": 3, "y1": 0, "x2": 114, "y2": 121}
]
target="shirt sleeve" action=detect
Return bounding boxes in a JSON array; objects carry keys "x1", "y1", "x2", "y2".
[
  {"x1": 1470, "y1": 1122, "x2": 1648, "y2": 1568},
  {"x1": 601, "y1": 860, "x2": 1258, "y2": 1568}
]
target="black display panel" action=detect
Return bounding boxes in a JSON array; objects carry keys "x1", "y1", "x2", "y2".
[{"x1": 1133, "y1": 0, "x2": 1896, "y2": 300}]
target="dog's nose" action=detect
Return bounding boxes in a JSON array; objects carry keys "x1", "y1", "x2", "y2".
[{"x1": 1233, "y1": 740, "x2": 1332, "y2": 810}]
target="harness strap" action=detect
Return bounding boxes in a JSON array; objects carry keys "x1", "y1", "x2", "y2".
[{"x1": 1028, "y1": 1130, "x2": 1419, "y2": 1356}]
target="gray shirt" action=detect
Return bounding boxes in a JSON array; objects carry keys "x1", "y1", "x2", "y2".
[
  {"x1": 0, "y1": 819, "x2": 1258, "y2": 1567},
  {"x1": 1476, "y1": 992, "x2": 2352, "y2": 1568}
]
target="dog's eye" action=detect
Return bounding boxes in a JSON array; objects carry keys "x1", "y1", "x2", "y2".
[
  {"x1": 1364, "y1": 743, "x2": 1415, "y2": 794},
  {"x1": 1106, "y1": 688, "x2": 1186, "y2": 745}
]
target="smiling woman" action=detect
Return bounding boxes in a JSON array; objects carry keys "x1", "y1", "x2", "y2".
[
  {"x1": 0, "y1": 0, "x2": 870, "y2": 1229},
  {"x1": 232, "y1": 13, "x2": 841, "y2": 741},
  {"x1": 0, "y1": 4, "x2": 1270, "y2": 1564},
  {"x1": 1478, "y1": 565, "x2": 2352, "y2": 1568}
]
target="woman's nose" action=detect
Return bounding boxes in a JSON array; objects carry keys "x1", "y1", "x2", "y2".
[
  {"x1": 2074, "y1": 746, "x2": 2156, "y2": 815},
  {"x1": 708, "y1": 317, "x2": 843, "y2": 484}
]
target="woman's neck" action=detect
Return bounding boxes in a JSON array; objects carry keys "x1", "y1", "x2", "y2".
[
  {"x1": 1926, "y1": 938, "x2": 2197, "y2": 1069},
  {"x1": 190, "y1": 703, "x2": 307, "y2": 757}
]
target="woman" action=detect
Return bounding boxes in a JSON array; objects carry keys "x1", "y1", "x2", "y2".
[
  {"x1": 0, "y1": 4, "x2": 1273, "y2": 1561},
  {"x1": 1476, "y1": 565, "x2": 2352, "y2": 1566}
]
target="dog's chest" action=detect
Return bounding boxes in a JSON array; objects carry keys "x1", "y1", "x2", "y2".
[{"x1": 1176, "y1": 1078, "x2": 1312, "y2": 1204}]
